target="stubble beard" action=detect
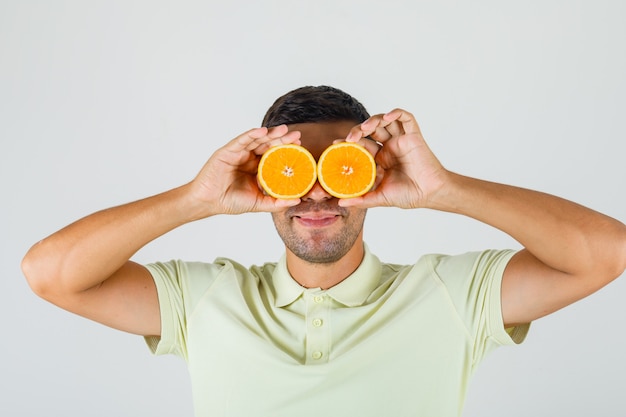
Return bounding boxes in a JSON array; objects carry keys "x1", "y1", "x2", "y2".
[{"x1": 271, "y1": 204, "x2": 367, "y2": 264}]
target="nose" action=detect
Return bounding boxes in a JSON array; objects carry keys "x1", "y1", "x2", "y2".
[{"x1": 302, "y1": 181, "x2": 333, "y2": 202}]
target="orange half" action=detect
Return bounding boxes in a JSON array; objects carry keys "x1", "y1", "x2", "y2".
[
  {"x1": 257, "y1": 144, "x2": 317, "y2": 199},
  {"x1": 317, "y1": 142, "x2": 376, "y2": 199}
]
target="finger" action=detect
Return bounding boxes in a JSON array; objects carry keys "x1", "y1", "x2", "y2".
[
  {"x1": 368, "y1": 126, "x2": 393, "y2": 143},
  {"x1": 255, "y1": 195, "x2": 301, "y2": 212},
  {"x1": 362, "y1": 138, "x2": 383, "y2": 157},
  {"x1": 337, "y1": 189, "x2": 389, "y2": 209},
  {"x1": 379, "y1": 119, "x2": 403, "y2": 137},
  {"x1": 243, "y1": 125, "x2": 288, "y2": 151},
  {"x1": 331, "y1": 137, "x2": 381, "y2": 158},
  {"x1": 252, "y1": 132, "x2": 302, "y2": 155},
  {"x1": 345, "y1": 124, "x2": 366, "y2": 143},
  {"x1": 383, "y1": 108, "x2": 422, "y2": 135},
  {"x1": 267, "y1": 124, "x2": 289, "y2": 137},
  {"x1": 229, "y1": 127, "x2": 269, "y2": 151},
  {"x1": 245, "y1": 124, "x2": 289, "y2": 151},
  {"x1": 358, "y1": 114, "x2": 388, "y2": 137},
  {"x1": 246, "y1": 126, "x2": 302, "y2": 153},
  {"x1": 345, "y1": 115, "x2": 383, "y2": 142},
  {"x1": 349, "y1": 114, "x2": 406, "y2": 144}
]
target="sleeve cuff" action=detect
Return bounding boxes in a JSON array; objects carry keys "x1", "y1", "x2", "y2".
[
  {"x1": 142, "y1": 263, "x2": 179, "y2": 356},
  {"x1": 489, "y1": 250, "x2": 531, "y2": 346}
]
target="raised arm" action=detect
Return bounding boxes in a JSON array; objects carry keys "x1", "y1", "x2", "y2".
[
  {"x1": 21, "y1": 126, "x2": 301, "y2": 336},
  {"x1": 343, "y1": 109, "x2": 626, "y2": 327},
  {"x1": 431, "y1": 174, "x2": 626, "y2": 326}
]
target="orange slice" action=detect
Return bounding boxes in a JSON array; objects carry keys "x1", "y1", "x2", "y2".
[
  {"x1": 317, "y1": 142, "x2": 376, "y2": 199},
  {"x1": 257, "y1": 144, "x2": 317, "y2": 199}
]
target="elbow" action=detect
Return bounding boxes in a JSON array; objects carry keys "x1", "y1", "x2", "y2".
[
  {"x1": 598, "y1": 223, "x2": 626, "y2": 285},
  {"x1": 21, "y1": 243, "x2": 57, "y2": 300},
  {"x1": 574, "y1": 222, "x2": 626, "y2": 291},
  {"x1": 22, "y1": 248, "x2": 45, "y2": 297},
  {"x1": 617, "y1": 227, "x2": 626, "y2": 279}
]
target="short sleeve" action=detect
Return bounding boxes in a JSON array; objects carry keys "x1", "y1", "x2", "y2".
[
  {"x1": 430, "y1": 250, "x2": 530, "y2": 366},
  {"x1": 143, "y1": 260, "x2": 225, "y2": 360}
]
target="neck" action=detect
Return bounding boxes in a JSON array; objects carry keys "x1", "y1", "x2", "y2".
[{"x1": 285, "y1": 240, "x2": 365, "y2": 290}]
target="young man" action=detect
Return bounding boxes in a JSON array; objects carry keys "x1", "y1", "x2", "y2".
[{"x1": 22, "y1": 86, "x2": 626, "y2": 416}]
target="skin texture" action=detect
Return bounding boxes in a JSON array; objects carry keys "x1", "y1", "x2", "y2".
[{"x1": 21, "y1": 111, "x2": 626, "y2": 337}]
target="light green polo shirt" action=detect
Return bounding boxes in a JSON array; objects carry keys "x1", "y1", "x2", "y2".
[{"x1": 145, "y1": 246, "x2": 528, "y2": 417}]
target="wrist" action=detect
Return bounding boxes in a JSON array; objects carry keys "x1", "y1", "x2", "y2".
[
  {"x1": 175, "y1": 181, "x2": 220, "y2": 223},
  {"x1": 423, "y1": 171, "x2": 470, "y2": 214}
]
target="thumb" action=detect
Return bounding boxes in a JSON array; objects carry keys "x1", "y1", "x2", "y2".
[
  {"x1": 338, "y1": 191, "x2": 390, "y2": 209},
  {"x1": 255, "y1": 196, "x2": 301, "y2": 213}
]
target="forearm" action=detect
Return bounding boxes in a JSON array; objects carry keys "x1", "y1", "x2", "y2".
[
  {"x1": 429, "y1": 172, "x2": 626, "y2": 279},
  {"x1": 22, "y1": 182, "x2": 205, "y2": 295}
]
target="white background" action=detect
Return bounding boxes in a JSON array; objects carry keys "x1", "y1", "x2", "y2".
[{"x1": 1, "y1": 1, "x2": 625, "y2": 416}]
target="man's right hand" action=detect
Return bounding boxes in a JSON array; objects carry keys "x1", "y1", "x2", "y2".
[{"x1": 187, "y1": 125, "x2": 303, "y2": 219}]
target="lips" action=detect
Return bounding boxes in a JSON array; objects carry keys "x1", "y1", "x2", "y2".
[
  {"x1": 293, "y1": 214, "x2": 340, "y2": 227},
  {"x1": 286, "y1": 202, "x2": 346, "y2": 227}
]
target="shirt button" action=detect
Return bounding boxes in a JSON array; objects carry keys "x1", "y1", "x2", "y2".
[
  {"x1": 312, "y1": 318, "x2": 323, "y2": 327},
  {"x1": 312, "y1": 351, "x2": 323, "y2": 360},
  {"x1": 313, "y1": 295, "x2": 324, "y2": 303}
]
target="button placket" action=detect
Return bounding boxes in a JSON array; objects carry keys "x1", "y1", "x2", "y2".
[{"x1": 304, "y1": 290, "x2": 330, "y2": 364}]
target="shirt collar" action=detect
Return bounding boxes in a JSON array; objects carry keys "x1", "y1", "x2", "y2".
[{"x1": 273, "y1": 244, "x2": 381, "y2": 308}]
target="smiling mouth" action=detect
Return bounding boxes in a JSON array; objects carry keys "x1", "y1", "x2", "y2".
[
  {"x1": 286, "y1": 201, "x2": 348, "y2": 227},
  {"x1": 292, "y1": 214, "x2": 341, "y2": 227}
]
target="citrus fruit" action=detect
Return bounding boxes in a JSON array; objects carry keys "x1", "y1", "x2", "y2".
[
  {"x1": 257, "y1": 144, "x2": 317, "y2": 199},
  {"x1": 317, "y1": 142, "x2": 376, "y2": 199}
]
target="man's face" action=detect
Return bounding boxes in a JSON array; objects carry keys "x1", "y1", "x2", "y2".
[{"x1": 271, "y1": 121, "x2": 368, "y2": 264}]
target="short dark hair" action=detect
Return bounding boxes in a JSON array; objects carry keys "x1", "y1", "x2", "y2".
[{"x1": 262, "y1": 86, "x2": 370, "y2": 128}]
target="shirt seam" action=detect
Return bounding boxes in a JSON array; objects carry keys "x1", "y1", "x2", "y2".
[{"x1": 424, "y1": 256, "x2": 474, "y2": 344}]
